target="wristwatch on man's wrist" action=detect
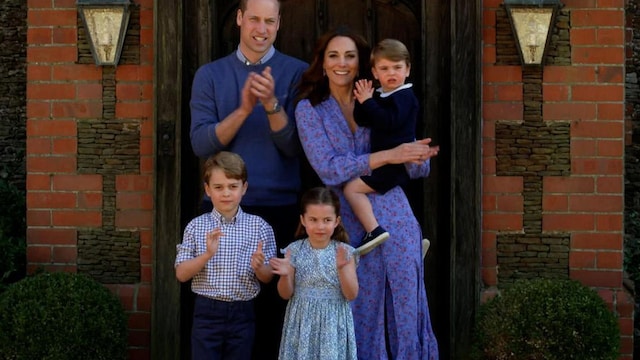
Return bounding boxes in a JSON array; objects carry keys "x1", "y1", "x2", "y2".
[{"x1": 265, "y1": 100, "x2": 282, "y2": 115}]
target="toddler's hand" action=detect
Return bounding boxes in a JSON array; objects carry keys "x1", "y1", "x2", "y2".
[{"x1": 354, "y1": 79, "x2": 374, "y2": 104}]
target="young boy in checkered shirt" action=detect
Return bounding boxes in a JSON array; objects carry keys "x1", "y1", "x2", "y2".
[{"x1": 175, "y1": 151, "x2": 277, "y2": 359}]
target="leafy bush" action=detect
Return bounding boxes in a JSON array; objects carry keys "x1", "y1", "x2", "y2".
[
  {"x1": 0, "y1": 174, "x2": 26, "y2": 292},
  {"x1": 0, "y1": 272, "x2": 128, "y2": 360},
  {"x1": 471, "y1": 279, "x2": 620, "y2": 360}
]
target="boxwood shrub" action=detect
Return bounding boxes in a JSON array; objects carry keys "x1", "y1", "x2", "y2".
[
  {"x1": 471, "y1": 278, "x2": 620, "y2": 360},
  {"x1": 0, "y1": 272, "x2": 128, "y2": 360}
]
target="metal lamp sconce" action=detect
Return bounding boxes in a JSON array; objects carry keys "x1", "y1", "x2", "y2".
[
  {"x1": 77, "y1": 0, "x2": 131, "y2": 66},
  {"x1": 504, "y1": 0, "x2": 562, "y2": 66}
]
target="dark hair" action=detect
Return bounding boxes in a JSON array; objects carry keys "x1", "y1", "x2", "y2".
[
  {"x1": 295, "y1": 187, "x2": 350, "y2": 243},
  {"x1": 295, "y1": 26, "x2": 371, "y2": 106},
  {"x1": 203, "y1": 151, "x2": 247, "y2": 184}
]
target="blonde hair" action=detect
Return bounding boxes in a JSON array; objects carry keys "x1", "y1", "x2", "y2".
[{"x1": 370, "y1": 38, "x2": 411, "y2": 67}]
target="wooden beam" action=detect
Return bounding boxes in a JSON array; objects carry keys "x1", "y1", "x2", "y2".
[
  {"x1": 449, "y1": 0, "x2": 481, "y2": 358},
  {"x1": 152, "y1": 0, "x2": 183, "y2": 358}
]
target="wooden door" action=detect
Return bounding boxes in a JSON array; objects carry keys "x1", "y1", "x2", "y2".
[{"x1": 154, "y1": 1, "x2": 481, "y2": 359}]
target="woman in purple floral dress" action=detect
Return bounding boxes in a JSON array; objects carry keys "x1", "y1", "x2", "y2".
[{"x1": 294, "y1": 27, "x2": 440, "y2": 360}]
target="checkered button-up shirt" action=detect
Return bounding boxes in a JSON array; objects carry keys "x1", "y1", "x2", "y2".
[{"x1": 175, "y1": 207, "x2": 277, "y2": 301}]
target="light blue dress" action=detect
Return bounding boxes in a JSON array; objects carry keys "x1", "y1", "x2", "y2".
[{"x1": 278, "y1": 239, "x2": 358, "y2": 360}]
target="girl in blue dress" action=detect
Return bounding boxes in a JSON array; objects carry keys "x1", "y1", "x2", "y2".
[{"x1": 271, "y1": 187, "x2": 358, "y2": 360}]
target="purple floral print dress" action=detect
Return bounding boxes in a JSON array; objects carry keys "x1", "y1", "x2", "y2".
[{"x1": 295, "y1": 97, "x2": 439, "y2": 360}]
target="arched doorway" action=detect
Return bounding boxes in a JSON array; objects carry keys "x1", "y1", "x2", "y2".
[{"x1": 154, "y1": 1, "x2": 481, "y2": 358}]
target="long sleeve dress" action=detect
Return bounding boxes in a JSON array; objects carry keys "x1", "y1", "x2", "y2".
[{"x1": 295, "y1": 97, "x2": 439, "y2": 360}]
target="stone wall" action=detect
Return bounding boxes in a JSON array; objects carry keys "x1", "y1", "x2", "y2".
[
  {"x1": 494, "y1": 7, "x2": 572, "y2": 284},
  {"x1": 484, "y1": 1, "x2": 634, "y2": 356},
  {"x1": 0, "y1": 0, "x2": 27, "y2": 189},
  {"x1": 75, "y1": 9, "x2": 142, "y2": 284},
  {"x1": 23, "y1": 1, "x2": 153, "y2": 356}
]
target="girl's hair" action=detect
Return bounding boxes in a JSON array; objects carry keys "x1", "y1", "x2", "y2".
[
  {"x1": 295, "y1": 26, "x2": 371, "y2": 106},
  {"x1": 202, "y1": 151, "x2": 248, "y2": 184},
  {"x1": 371, "y1": 38, "x2": 411, "y2": 67},
  {"x1": 294, "y1": 187, "x2": 350, "y2": 244}
]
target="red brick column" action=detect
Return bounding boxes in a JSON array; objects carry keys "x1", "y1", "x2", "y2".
[
  {"x1": 26, "y1": 0, "x2": 154, "y2": 358},
  {"x1": 482, "y1": 0, "x2": 632, "y2": 358}
]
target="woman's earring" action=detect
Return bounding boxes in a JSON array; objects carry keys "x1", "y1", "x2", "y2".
[{"x1": 323, "y1": 69, "x2": 326, "y2": 77}]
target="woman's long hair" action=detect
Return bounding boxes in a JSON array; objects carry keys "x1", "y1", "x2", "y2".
[
  {"x1": 295, "y1": 26, "x2": 371, "y2": 106},
  {"x1": 294, "y1": 187, "x2": 350, "y2": 244}
]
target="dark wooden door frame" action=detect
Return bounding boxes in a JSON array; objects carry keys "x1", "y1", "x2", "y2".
[
  {"x1": 152, "y1": 1, "x2": 481, "y2": 358},
  {"x1": 152, "y1": 0, "x2": 182, "y2": 359}
]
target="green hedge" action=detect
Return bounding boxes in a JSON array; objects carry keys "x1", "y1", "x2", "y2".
[
  {"x1": 0, "y1": 272, "x2": 128, "y2": 360},
  {"x1": 471, "y1": 279, "x2": 620, "y2": 360}
]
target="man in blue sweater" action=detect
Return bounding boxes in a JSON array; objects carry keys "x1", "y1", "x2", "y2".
[{"x1": 189, "y1": 0, "x2": 308, "y2": 358}]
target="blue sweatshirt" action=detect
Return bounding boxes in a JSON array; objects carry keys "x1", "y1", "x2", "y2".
[
  {"x1": 354, "y1": 84, "x2": 418, "y2": 152},
  {"x1": 190, "y1": 50, "x2": 308, "y2": 206}
]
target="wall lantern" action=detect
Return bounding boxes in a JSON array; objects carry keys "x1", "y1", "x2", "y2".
[
  {"x1": 504, "y1": 0, "x2": 562, "y2": 66},
  {"x1": 77, "y1": 0, "x2": 131, "y2": 66}
]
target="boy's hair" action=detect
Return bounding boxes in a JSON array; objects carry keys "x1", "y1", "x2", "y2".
[
  {"x1": 370, "y1": 38, "x2": 411, "y2": 67},
  {"x1": 295, "y1": 187, "x2": 350, "y2": 244},
  {"x1": 203, "y1": 151, "x2": 248, "y2": 184}
]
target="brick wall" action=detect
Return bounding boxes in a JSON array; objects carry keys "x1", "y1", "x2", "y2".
[
  {"x1": 26, "y1": 0, "x2": 154, "y2": 357},
  {"x1": 483, "y1": 0, "x2": 633, "y2": 358},
  {"x1": 19, "y1": 0, "x2": 638, "y2": 358}
]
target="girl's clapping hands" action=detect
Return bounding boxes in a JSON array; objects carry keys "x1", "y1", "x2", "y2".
[{"x1": 271, "y1": 249, "x2": 294, "y2": 277}]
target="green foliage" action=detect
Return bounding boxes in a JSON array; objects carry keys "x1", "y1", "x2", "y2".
[
  {"x1": 624, "y1": 210, "x2": 640, "y2": 282},
  {"x1": 471, "y1": 279, "x2": 620, "y2": 360},
  {"x1": 0, "y1": 272, "x2": 128, "y2": 360},
  {"x1": 0, "y1": 173, "x2": 26, "y2": 292}
]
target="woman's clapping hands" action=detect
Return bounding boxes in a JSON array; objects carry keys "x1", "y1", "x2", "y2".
[{"x1": 392, "y1": 138, "x2": 440, "y2": 164}]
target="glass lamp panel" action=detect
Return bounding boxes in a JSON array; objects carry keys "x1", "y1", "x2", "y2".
[
  {"x1": 509, "y1": 7, "x2": 554, "y2": 65},
  {"x1": 81, "y1": 7, "x2": 126, "y2": 65}
]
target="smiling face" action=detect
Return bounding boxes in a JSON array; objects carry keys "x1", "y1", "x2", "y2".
[
  {"x1": 204, "y1": 168, "x2": 248, "y2": 220},
  {"x1": 236, "y1": 0, "x2": 280, "y2": 63},
  {"x1": 300, "y1": 203, "x2": 340, "y2": 249},
  {"x1": 322, "y1": 36, "x2": 360, "y2": 92},
  {"x1": 372, "y1": 58, "x2": 411, "y2": 93}
]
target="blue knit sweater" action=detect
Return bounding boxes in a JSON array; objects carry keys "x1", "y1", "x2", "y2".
[{"x1": 190, "y1": 50, "x2": 308, "y2": 206}]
